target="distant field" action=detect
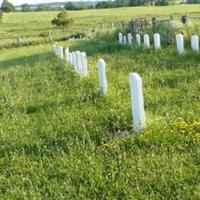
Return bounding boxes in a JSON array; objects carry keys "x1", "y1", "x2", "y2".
[{"x1": 0, "y1": 5, "x2": 200, "y2": 48}]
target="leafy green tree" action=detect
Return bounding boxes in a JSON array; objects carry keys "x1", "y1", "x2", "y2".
[
  {"x1": 192, "y1": 0, "x2": 200, "y2": 3},
  {"x1": 64, "y1": 2, "x2": 76, "y2": 10},
  {"x1": 36, "y1": 4, "x2": 52, "y2": 11},
  {"x1": 95, "y1": 1, "x2": 116, "y2": 9},
  {"x1": 21, "y1": 3, "x2": 32, "y2": 12},
  {"x1": 1, "y1": 0, "x2": 16, "y2": 12},
  {"x1": 51, "y1": 11, "x2": 73, "y2": 30},
  {"x1": 155, "y1": 0, "x2": 176, "y2": 5}
]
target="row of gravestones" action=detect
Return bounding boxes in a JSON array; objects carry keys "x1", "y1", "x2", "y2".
[
  {"x1": 118, "y1": 32, "x2": 200, "y2": 54},
  {"x1": 68, "y1": 37, "x2": 87, "y2": 41},
  {"x1": 52, "y1": 44, "x2": 145, "y2": 133},
  {"x1": 85, "y1": 21, "x2": 125, "y2": 36}
]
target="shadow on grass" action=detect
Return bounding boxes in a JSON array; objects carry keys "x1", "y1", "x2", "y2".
[{"x1": 0, "y1": 52, "x2": 52, "y2": 68}]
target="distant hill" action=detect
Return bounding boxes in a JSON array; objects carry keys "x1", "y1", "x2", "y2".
[{"x1": 15, "y1": 1, "x2": 98, "y2": 10}]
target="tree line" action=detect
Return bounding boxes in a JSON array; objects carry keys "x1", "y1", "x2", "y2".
[{"x1": 1, "y1": 0, "x2": 200, "y2": 13}]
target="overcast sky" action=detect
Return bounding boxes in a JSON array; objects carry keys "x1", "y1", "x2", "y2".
[{"x1": 0, "y1": 0, "x2": 79, "y2": 6}]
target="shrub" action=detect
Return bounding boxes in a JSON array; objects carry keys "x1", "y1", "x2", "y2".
[
  {"x1": 51, "y1": 11, "x2": 73, "y2": 30},
  {"x1": 39, "y1": 31, "x2": 50, "y2": 37}
]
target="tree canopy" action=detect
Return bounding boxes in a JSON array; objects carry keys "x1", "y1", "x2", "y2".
[
  {"x1": 1, "y1": 0, "x2": 16, "y2": 12},
  {"x1": 21, "y1": 3, "x2": 32, "y2": 12}
]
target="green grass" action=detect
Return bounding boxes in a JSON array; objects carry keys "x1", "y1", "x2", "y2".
[
  {"x1": 1, "y1": 36, "x2": 200, "y2": 199},
  {"x1": 1, "y1": 6, "x2": 200, "y2": 199}
]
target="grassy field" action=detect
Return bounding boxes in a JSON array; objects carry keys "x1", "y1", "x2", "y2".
[
  {"x1": 0, "y1": 4, "x2": 200, "y2": 48},
  {"x1": 1, "y1": 5, "x2": 200, "y2": 199}
]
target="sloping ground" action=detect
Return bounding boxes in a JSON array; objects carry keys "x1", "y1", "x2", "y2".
[{"x1": 1, "y1": 41, "x2": 200, "y2": 199}]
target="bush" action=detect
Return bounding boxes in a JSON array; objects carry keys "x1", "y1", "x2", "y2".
[
  {"x1": 39, "y1": 32, "x2": 50, "y2": 37},
  {"x1": 51, "y1": 11, "x2": 73, "y2": 29}
]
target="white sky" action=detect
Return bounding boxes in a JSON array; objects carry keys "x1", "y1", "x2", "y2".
[{"x1": 0, "y1": 0, "x2": 79, "y2": 6}]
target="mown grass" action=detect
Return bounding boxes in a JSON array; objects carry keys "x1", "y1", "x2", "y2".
[{"x1": 1, "y1": 31, "x2": 200, "y2": 199}]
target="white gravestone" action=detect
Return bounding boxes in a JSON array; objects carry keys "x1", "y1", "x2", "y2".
[
  {"x1": 153, "y1": 33, "x2": 161, "y2": 50},
  {"x1": 123, "y1": 35, "x2": 127, "y2": 45},
  {"x1": 191, "y1": 35, "x2": 199, "y2": 51},
  {"x1": 60, "y1": 46, "x2": 64, "y2": 59},
  {"x1": 136, "y1": 34, "x2": 141, "y2": 46},
  {"x1": 55, "y1": 46, "x2": 59, "y2": 55},
  {"x1": 127, "y1": 33, "x2": 133, "y2": 47},
  {"x1": 144, "y1": 34, "x2": 150, "y2": 48},
  {"x1": 119, "y1": 32, "x2": 123, "y2": 44},
  {"x1": 129, "y1": 73, "x2": 145, "y2": 133},
  {"x1": 65, "y1": 47, "x2": 70, "y2": 62},
  {"x1": 81, "y1": 52, "x2": 88, "y2": 76},
  {"x1": 52, "y1": 44, "x2": 56, "y2": 54},
  {"x1": 69, "y1": 53, "x2": 73, "y2": 65},
  {"x1": 176, "y1": 34, "x2": 184, "y2": 54},
  {"x1": 97, "y1": 59, "x2": 107, "y2": 96},
  {"x1": 75, "y1": 51, "x2": 81, "y2": 72},
  {"x1": 72, "y1": 52, "x2": 76, "y2": 67}
]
